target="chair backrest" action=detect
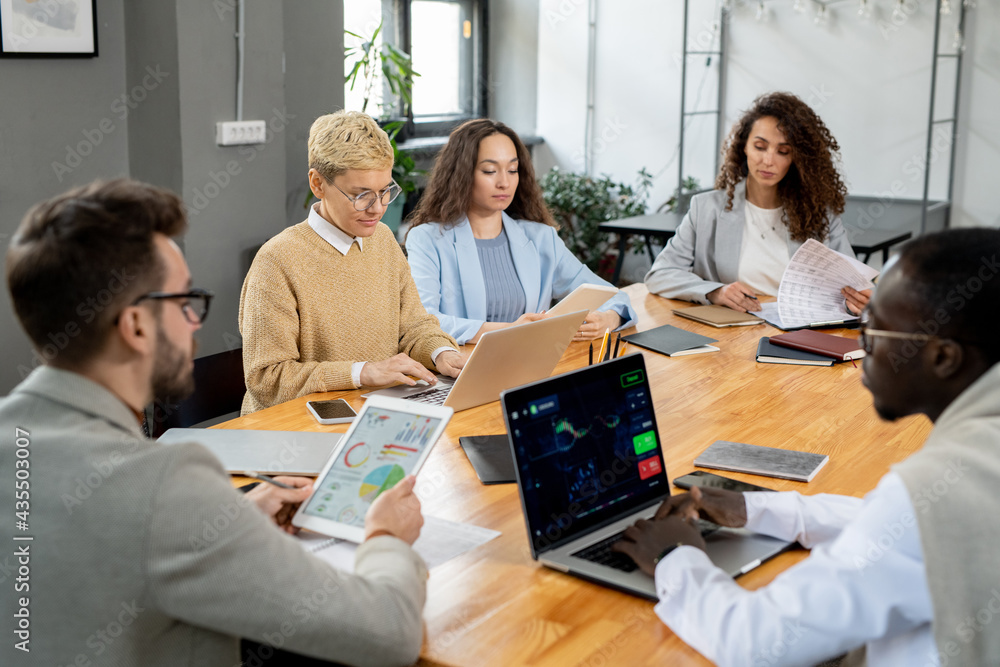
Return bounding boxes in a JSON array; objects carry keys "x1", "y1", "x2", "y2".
[{"x1": 149, "y1": 348, "x2": 245, "y2": 438}]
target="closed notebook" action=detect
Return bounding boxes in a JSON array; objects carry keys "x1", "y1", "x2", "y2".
[
  {"x1": 756, "y1": 337, "x2": 834, "y2": 367},
  {"x1": 769, "y1": 330, "x2": 865, "y2": 361},
  {"x1": 673, "y1": 305, "x2": 763, "y2": 328},
  {"x1": 459, "y1": 434, "x2": 515, "y2": 485},
  {"x1": 695, "y1": 440, "x2": 829, "y2": 482},
  {"x1": 622, "y1": 324, "x2": 719, "y2": 357}
]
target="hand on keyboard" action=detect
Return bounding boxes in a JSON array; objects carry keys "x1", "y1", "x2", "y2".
[
  {"x1": 654, "y1": 486, "x2": 749, "y2": 528},
  {"x1": 360, "y1": 353, "x2": 438, "y2": 388},
  {"x1": 611, "y1": 516, "x2": 708, "y2": 577}
]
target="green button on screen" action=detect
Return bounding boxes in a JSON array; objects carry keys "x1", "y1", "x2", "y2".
[{"x1": 633, "y1": 430, "x2": 657, "y2": 455}]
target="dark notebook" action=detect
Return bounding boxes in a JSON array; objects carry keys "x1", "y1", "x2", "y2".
[
  {"x1": 756, "y1": 337, "x2": 835, "y2": 367},
  {"x1": 459, "y1": 434, "x2": 516, "y2": 485},
  {"x1": 695, "y1": 440, "x2": 829, "y2": 482},
  {"x1": 622, "y1": 324, "x2": 718, "y2": 357}
]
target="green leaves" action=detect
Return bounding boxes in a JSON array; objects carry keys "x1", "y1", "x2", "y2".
[
  {"x1": 344, "y1": 19, "x2": 419, "y2": 119},
  {"x1": 541, "y1": 167, "x2": 653, "y2": 278}
]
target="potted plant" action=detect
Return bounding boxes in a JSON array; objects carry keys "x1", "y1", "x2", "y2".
[
  {"x1": 307, "y1": 21, "x2": 423, "y2": 236},
  {"x1": 345, "y1": 21, "x2": 422, "y2": 234},
  {"x1": 540, "y1": 167, "x2": 653, "y2": 280},
  {"x1": 659, "y1": 176, "x2": 702, "y2": 214}
]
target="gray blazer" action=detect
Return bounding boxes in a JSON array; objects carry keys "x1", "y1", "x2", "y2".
[
  {"x1": 644, "y1": 181, "x2": 855, "y2": 303},
  {"x1": 0, "y1": 367, "x2": 427, "y2": 667}
]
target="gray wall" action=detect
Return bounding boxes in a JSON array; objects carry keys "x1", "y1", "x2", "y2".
[
  {"x1": 0, "y1": 0, "x2": 344, "y2": 395},
  {"x1": 0, "y1": 0, "x2": 129, "y2": 389},
  {"x1": 488, "y1": 0, "x2": 539, "y2": 136},
  {"x1": 283, "y1": 1, "x2": 345, "y2": 228}
]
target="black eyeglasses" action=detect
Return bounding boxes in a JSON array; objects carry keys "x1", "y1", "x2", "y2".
[
  {"x1": 857, "y1": 323, "x2": 939, "y2": 355},
  {"x1": 331, "y1": 180, "x2": 402, "y2": 211},
  {"x1": 132, "y1": 288, "x2": 214, "y2": 324}
]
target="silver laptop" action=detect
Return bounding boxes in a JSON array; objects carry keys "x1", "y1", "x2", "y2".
[
  {"x1": 157, "y1": 428, "x2": 342, "y2": 475},
  {"x1": 500, "y1": 353, "x2": 792, "y2": 599},
  {"x1": 363, "y1": 310, "x2": 588, "y2": 412}
]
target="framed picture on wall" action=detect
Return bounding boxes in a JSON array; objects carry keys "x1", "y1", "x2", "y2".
[{"x1": 0, "y1": 0, "x2": 98, "y2": 57}]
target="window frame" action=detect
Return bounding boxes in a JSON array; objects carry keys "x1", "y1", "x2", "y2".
[{"x1": 391, "y1": 0, "x2": 488, "y2": 139}]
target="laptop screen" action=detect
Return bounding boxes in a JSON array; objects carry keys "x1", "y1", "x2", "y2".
[{"x1": 502, "y1": 354, "x2": 670, "y2": 556}]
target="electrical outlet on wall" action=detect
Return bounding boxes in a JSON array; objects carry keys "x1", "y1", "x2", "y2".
[{"x1": 216, "y1": 121, "x2": 266, "y2": 146}]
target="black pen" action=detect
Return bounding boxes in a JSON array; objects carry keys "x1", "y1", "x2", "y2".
[
  {"x1": 612, "y1": 332, "x2": 621, "y2": 359},
  {"x1": 244, "y1": 471, "x2": 295, "y2": 490},
  {"x1": 589, "y1": 342, "x2": 593, "y2": 366}
]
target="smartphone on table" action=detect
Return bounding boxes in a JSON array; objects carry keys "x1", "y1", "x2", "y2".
[
  {"x1": 307, "y1": 399, "x2": 358, "y2": 425},
  {"x1": 673, "y1": 470, "x2": 774, "y2": 493}
]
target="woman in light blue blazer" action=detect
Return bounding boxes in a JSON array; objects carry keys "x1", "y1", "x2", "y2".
[
  {"x1": 645, "y1": 92, "x2": 871, "y2": 315},
  {"x1": 405, "y1": 119, "x2": 637, "y2": 345}
]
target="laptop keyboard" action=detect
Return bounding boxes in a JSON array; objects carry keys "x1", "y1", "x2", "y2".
[
  {"x1": 403, "y1": 386, "x2": 451, "y2": 405},
  {"x1": 572, "y1": 520, "x2": 720, "y2": 572},
  {"x1": 572, "y1": 532, "x2": 638, "y2": 572}
]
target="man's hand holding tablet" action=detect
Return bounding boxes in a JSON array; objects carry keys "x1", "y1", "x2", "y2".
[
  {"x1": 364, "y1": 474, "x2": 423, "y2": 544},
  {"x1": 292, "y1": 396, "x2": 453, "y2": 542}
]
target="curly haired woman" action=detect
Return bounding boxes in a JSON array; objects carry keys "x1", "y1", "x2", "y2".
[
  {"x1": 405, "y1": 119, "x2": 636, "y2": 344},
  {"x1": 645, "y1": 91, "x2": 871, "y2": 314}
]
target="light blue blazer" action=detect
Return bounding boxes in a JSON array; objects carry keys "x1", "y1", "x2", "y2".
[
  {"x1": 405, "y1": 212, "x2": 638, "y2": 344},
  {"x1": 644, "y1": 181, "x2": 856, "y2": 303}
]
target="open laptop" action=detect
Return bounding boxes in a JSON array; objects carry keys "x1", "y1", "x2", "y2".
[
  {"x1": 500, "y1": 353, "x2": 792, "y2": 600},
  {"x1": 363, "y1": 309, "x2": 588, "y2": 412}
]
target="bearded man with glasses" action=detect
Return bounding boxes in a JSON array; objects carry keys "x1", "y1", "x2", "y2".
[
  {"x1": 239, "y1": 110, "x2": 465, "y2": 414},
  {"x1": 0, "y1": 179, "x2": 430, "y2": 666},
  {"x1": 614, "y1": 228, "x2": 1000, "y2": 666}
]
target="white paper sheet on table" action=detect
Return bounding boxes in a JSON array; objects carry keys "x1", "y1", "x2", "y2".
[
  {"x1": 760, "y1": 239, "x2": 879, "y2": 329},
  {"x1": 297, "y1": 515, "x2": 500, "y2": 572}
]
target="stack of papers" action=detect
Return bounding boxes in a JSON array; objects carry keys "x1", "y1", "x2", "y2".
[
  {"x1": 298, "y1": 515, "x2": 500, "y2": 571},
  {"x1": 759, "y1": 240, "x2": 879, "y2": 330}
]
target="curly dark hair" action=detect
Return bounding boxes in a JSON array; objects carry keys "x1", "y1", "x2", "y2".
[
  {"x1": 717, "y1": 91, "x2": 847, "y2": 243},
  {"x1": 407, "y1": 118, "x2": 556, "y2": 232}
]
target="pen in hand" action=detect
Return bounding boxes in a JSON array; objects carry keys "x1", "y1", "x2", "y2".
[{"x1": 244, "y1": 471, "x2": 295, "y2": 490}]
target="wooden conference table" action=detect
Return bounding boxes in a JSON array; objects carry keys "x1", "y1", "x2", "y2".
[{"x1": 218, "y1": 284, "x2": 932, "y2": 666}]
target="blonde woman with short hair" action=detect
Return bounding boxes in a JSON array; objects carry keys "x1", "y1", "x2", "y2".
[{"x1": 239, "y1": 111, "x2": 464, "y2": 414}]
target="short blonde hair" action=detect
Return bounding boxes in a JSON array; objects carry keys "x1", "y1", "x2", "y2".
[{"x1": 308, "y1": 111, "x2": 394, "y2": 181}]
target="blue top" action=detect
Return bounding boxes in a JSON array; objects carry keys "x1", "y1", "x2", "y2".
[
  {"x1": 405, "y1": 211, "x2": 638, "y2": 344},
  {"x1": 475, "y1": 226, "x2": 527, "y2": 323}
]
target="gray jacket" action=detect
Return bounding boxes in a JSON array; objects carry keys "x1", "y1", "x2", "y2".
[
  {"x1": 0, "y1": 366, "x2": 426, "y2": 667},
  {"x1": 644, "y1": 181, "x2": 855, "y2": 303}
]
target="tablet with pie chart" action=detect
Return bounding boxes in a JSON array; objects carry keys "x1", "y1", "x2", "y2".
[{"x1": 292, "y1": 395, "x2": 453, "y2": 542}]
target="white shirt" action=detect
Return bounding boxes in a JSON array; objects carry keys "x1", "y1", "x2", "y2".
[
  {"x1": 654, "y1": 472, "x2": 937, "y2": 666},
  {"x1": 737, "y1": 202, "x2": 789, "y2": 296},
  {"x1": 307, "y1": 204, "x2": 456, "y2": 386}
]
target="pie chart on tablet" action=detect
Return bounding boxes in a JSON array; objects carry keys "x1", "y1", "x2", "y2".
[{"x1": 359, "y1": 464, "x2": 406, "y2": 502}]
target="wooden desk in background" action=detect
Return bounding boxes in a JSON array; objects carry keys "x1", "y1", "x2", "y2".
[{"x1": 219, "y1": 284, "x2": 932, "y2": 666}]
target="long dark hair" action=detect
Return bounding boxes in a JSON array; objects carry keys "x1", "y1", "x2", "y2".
[
  {"x1": 717, "y1": 91, "x2": 847, "y2": 242},
  {"x1": 408, "y1": 118, "x2": 556, "y2": 230}
]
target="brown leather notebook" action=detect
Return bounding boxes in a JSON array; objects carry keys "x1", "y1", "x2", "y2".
[
  {"x1": 672, "y1": 305, "x2": 764, "y2": 328},
  {"x1": 769, "y1": 330, "x2": 865, "y2": 361}
]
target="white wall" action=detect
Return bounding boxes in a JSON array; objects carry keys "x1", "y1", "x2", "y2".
[
  {"x1": 952, "y1": 0, "x2": 1000, "y2": 228},
  {"x1": 534, "y1": 0, "x2": 999, "y2": 228}
]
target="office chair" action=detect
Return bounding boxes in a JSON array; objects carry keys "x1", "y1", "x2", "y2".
[{"x1": 149, "y1": 348, "x2": 245, "y2": 438}]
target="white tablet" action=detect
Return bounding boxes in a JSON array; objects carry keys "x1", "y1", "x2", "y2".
[
  {"x1": 547, "y1": 283, "x2": 619, "y2": 317},
  {"x1": 292, "y1": 395, "x2": 453, "y2": 542}
]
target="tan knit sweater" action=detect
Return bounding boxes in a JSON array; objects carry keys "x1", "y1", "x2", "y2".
[{"x1": 239, "y1": 221, "x2": 457, "y2": 414}]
